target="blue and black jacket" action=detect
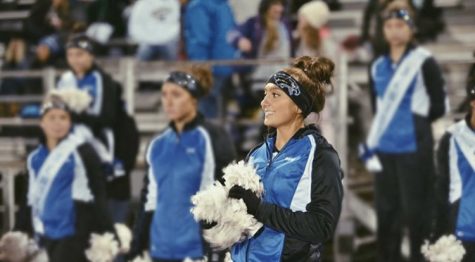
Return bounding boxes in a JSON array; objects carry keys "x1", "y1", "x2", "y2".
[
  {"x1": 57, "y1": 65, "x2": 138, "y2": 200},
  {"x1": 129, "y1": 114, "x2": 236, "y2": 260},
  {"x1": 231, "y1": 125, "x2": 343, "y2": 262},
  {"x1": 436, "y1": 114, "x2": 475, "y2": 242},
  {"x1": 369, "y1": 45, "x2": 447, "y2": 154},
  {"x1": 15, "y1": 141, "x2": 114, "y2": 248}
]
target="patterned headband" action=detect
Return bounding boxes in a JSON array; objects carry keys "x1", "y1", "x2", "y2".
[{"x1": 267, "y1": 71, "x2": 313, "y2": 117}]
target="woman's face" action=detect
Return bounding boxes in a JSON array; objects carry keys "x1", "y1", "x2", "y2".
[
  {"x1": 161, "y1": 82, "x2": 197, "y2": 122},
  {"x1": 40, "y1": 108, "x2": 72, "y2": 141},
  {"x1": 383, "y1": 18, "x2": 413, "y2": 47},
  {"x1": 66, "y1": 48, "x2": 94, "y2": 76},
  {"x1": 260, "y1": 83, "x2": 301, "y2": 128},
  {"x1": 267, "y1": 3, "x2": 284, "y2": 21}
]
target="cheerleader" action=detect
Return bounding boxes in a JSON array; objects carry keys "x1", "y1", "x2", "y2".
[
  {"x1": 436, "y1": 78, "x2": 475, "y2": 262},
  {"x1": 229, "y1": 56, "x2": 343, "y2": 261},
  {"x1": 361, "y1": 1, "x2": 447, "y2": 260},
  {"x1": 14, "y1": 92, "x2": 116, "y2": 262},
  {"x1": 129, "y1": 65, "x2": 236, "y2": 261}
]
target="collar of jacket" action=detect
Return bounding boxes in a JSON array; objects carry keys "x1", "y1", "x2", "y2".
[
  {"x1": 169, "y1": 112, "x2": 205, "y2": 132},
  {"x1": 382, "y1": 42, "x2": 416, "y2": 57},
  {"x1": 265, "y1": 124, "x2": 322, "y2": 141}
]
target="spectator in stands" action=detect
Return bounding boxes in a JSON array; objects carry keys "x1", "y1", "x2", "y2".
[
  {"x1": 13, "y1": 92, "x2": 116, "y2": 262},
  {"x1": 295, "y1": 0, "x2": 339, "y2": 145},
  {"x1": 362, "y1": 1, "x2": 447, "y2": 261},
  {"x1": 24, "y1": 0, "x2": 76, "y2": 65},
  {"x1": 228, "y1": 56, "x2": 343, "y2": 261},
  {"x1": 129, "y1": 0, "x2": 181, "y2": 61},
  {"x1": 229, "y1": 0, "x2": 292, "y2": 92},
  {"x1": 184, "y1": 0, "x2": 239, "y2": 118},
  {"x1": 57, "y1": 34, "x2": 139, "y2": 225},
  {"x1": 295, "y1": 0, "x2": 336, "y2": 59},
  {"x1": 128, "y1": 65, "x2": 236, "y2": 261},
  {"x1": 0, "y1": 35, "x2": 32, "y2": 118},
  {"x1": 435, "y1": 77, "x2": 475, "y2": 262},
  {"x1": 360, "y1": 0, "x2": 390, "y2": 57}
]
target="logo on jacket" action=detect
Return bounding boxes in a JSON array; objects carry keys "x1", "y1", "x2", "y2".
[
  {"x1": 186, "y1": 147, "x2": 196, "y2": 154},
  {"x1": 283, "y1": 156, "x2": 300, "y2": 163}
]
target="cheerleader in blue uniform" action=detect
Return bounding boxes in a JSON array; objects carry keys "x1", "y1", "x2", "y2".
[
  {"x1": 436, "y1": 78, "x2": 475, "y2": 262},
  {"x1": 15, "y1": 93, "x2": 115, "y2": 262},
  {"x1": 362, "y1": 1, "x2": 447, "y2": 261},
  {"x1": 129, "y1": 65, "x2": 236, "y2": 262},
  {"x1": 229, "y1": 56, "x2": 343, "y2": 262}
]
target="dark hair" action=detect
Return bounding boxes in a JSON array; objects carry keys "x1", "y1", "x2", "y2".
[
  {"x1": 258, "y1": 0, "x2": 286, "y2": 54},
  {"x1": 174, "y1": 64, "x2": 213, "y2": 96},
  {"x1": 282, "y1": 56, "x2": 334, "y2": 114}
]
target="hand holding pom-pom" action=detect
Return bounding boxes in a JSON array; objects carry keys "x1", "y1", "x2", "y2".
[{"x1": 191, "y1": 160, "x2": 264, "y2": 250}]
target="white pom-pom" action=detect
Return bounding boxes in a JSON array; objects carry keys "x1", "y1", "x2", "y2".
[
  {"x1": 421, "y1": 234, "x2": 466, "y2": 262},
  {"x1": 0, "y1": 231, "x2": 48, "y2": 262},
  {"x1": 50, "y1": 88, "x2": 92, "y2": 113},
  {"x1": 114, "y1": 223, "x2": 132, "y2": 253},
  {"x1": 191, "y1": 182, "x2": 228, "y2": 223},
  {"x1": 85, "y1": 232, "x2": 119, "y2": 262},
  {"x1": 224, "y1": 252, "x2": 233, "y2": 262},
  {"x1": 222, "y1": 160, "x2": 263, "y2": 196},
  {"x1": 131, "y1": 251, "x2": 152, "y2": 262},
  {"x1": 0, "y1": 231, "x2": 29, "y2": 261},
  {"x1": 191, "y1": 161, "x2": 264, "y2": 250}
]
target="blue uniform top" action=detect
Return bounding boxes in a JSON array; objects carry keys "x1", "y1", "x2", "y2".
[
  {"x1": 370, "y1": 46, "x2": 447, "y2": 153},
  {"x1": 137, "y1": 115, "x2": 236, "y2": 260},
  {"x1": 232, "y1": 126, "x2": 343, "y2": 261}
]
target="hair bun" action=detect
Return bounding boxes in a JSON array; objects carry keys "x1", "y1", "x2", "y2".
[{"x1": 292, "y1": 56, "x2": 334, "y2": 85}]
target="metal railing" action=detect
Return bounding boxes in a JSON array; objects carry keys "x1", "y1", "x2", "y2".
[{"x1": 0, "y1": 53, "x2": 474, "y2": 261}]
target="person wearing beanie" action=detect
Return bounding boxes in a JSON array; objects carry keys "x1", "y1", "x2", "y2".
[
  {"x1": 57, "y1": 34, "x2": 139, "y2": 226},
  {"x1": 228, "y1": 56, "x2": 343, "y2": 261},
  {"x1": 295, "y1": 0, "x2": 338, "y2": 146},
  {"x1": 362, "y1": 1, "x2": 447, "y2": 261},
  {"x1": 296, "y1": 0, "x2": 335, "y2": 58},
  {"x1": 128, "y1": 65, "x2": 236, "y2": 262},
  {"x1": 435, "y1": 78, "x2": 475, "y2": 262},
  {"x1": 13, "y1": 91, "x2": 116, "y2": 262}
]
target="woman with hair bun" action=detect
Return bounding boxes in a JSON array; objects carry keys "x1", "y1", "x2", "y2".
[
  {"x1": 229, "y1": 56, "x2": 344, "y2": 261},
  {"x1": 129, "y1": 65, "x2": 237, "y2": 262}
]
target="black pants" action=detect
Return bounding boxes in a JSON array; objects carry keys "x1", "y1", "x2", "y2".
[
  {"x1": 39, "y1": 235, "x2": 88, "y2": 262},
  {"x1": 375, "y1": 151, "x2": 435, "y2": 262}
]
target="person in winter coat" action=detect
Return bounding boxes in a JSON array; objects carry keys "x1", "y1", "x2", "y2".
[
  {"x1": 184, "y1": 0, "x2": 239, "y2": 118},
  {"x1": 14, "y1": 92, "x2": 116, "y2": 262},
  {"x1": 229, "y1": 56, "x2": 344, "y2": 261},
  {"x1": 228, "y1": 0, "x2": 292, "y2": 92},
  {"x1": 436, "y1": 77, "x2": 475, "y2": 262},
  {"x1": 128, "y1": 65, "x2": 237, "y2": 262},
  {"x1": 57, "y1": 34, "x2": 139, "y2": 224},
  {"x1": 362, "y1": 1, "x2": 447, "y2": 261}
]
